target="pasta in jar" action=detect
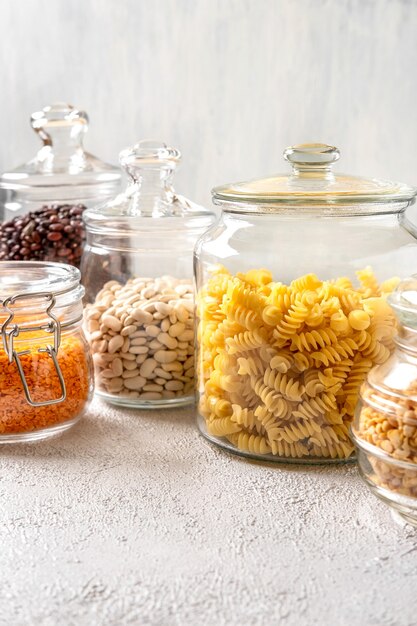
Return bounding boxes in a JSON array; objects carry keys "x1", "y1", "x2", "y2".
[
  {"x1": 194, "y1": 142, "x2": 417, "y2": 464},
  {"x1": 197, "y1": 266, "x2": 398, "y2": 461}
]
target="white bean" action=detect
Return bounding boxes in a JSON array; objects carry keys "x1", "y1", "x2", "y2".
[
  {"x1": 130, "y1": 337, "x2": 148, "y2": 346},
  {"x1": 178, "y1": 330, "x2": 194, "y2": 342},
  {"x1": 139, "y1": 392, "x2": 162, "y2": 400},
  {"x1": 165, "y1": 380, "x2": 185, "y2": 391},
  {"x1": 154, "y1": 367, "x2": 172, "y2": 380},
  {"x1": 148, "y1": 340, "x2": 163, "y2": 350},
  {"x1": 168, "y1": 322, "x2": 186, "y2": 338},
  {"x1": 88, "y1": 320, "x2": 100, "y2": 333},
  {"x1": 124, "y1": 376, "x2": 146, "y2": 390},
  {"x1": 130, "y1": 346, "x2": 149, "y2": 355},
  {"x1": 108, "y1": 335, "x2": 124, "y2": 354},
  {"x1": 87, "y1": 275, "x2": 195, "y2": 402},
  {"x1": 175, "y1": 305, "x2": 189, "y2": 323},
  {"x1": 162, "y1": 361, "x2": 183, "y2": 372},
  {"x1": 111, "y1": 358, "x2": 123, "y2": 377},
  {"x1": 120, "y1": 352, "x2": 136, "y2": 361},
  {"x1": 146, "y1": 325, "x2": 160, "y2": 337},
  {"x1": 162, "y1": 390, "x2": 176, "y2": 399},
  {"x1": 102, "y1": 315, "x2": 122, "y2": 332},
  {"x1": 131, "y1": 309, "x2": 153, "y2": 325},
  {"x1": 175, "y1": 285, "x2": 190, "y2": 296},
  {"x1": 158, "y1": 332, "x2": 178, "y2": 349},
  {"x1": 130, "y1": 330, "x2": 147, "y2": 338},
  {"x1": 107, "y1": 378, "x2": 124, "y2": 392},
  {"x1": 154, "y1": 350, "x2": 178, "y2": 364},
  {"x1": 123, "y1": 360, "x2": 138, "y2": 371},
  {"x1": 100, "y1": 369, "x2": 115, "y2": 379},
  {"x1": 121, "y1": 324, "x2": 137, "y2": 336},
  {"x1": 122, "y1": 369, "x2": 140, "y2": 379},
  {"x1": 140, "y1": 358, "x2": 157, "y2": 378},
  {"x1": 155, "y1": 302, "x2": 171, "y2": 316},
  {"x1": 160, "y1": 319, "x2": 170, "y2": 332},
  {"x1": 143, "y1": 384, "x2": 164, "y2": 392}
]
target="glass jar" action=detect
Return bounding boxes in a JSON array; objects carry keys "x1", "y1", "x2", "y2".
[
  {"x1": 0, "y1": 261, "x2": 93, "y2": 442},
  {"x1": 0, "y1": 102, "x2": 121, "y2": 267},
  {"x1": 194, "y1": 143, "x2": 417, "y2": 464},
  {"x1": 82, "y1": 140, "x2": 215, "y2": 408},
  {"x1": 352, "y1": 278, "x2": 417, "y2": 525}
]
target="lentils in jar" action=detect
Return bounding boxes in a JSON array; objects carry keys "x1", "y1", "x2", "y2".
[{"x1": 0, "y1": 203, "x2": 86, "y2": 267}]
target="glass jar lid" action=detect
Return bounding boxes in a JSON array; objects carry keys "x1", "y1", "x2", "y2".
[
  {"x1": 0, "y1": 103, "x2": 121, "y2": 201},
  {"x1": 213, "y1": 143, "x2": 416, "y2": 207},
  {"x1": 0, "y1": 261, "x2": 84, "y2": 325},
  {"x1": 0, "y1": 260, "x2": 81, "y2": 299},
  {"x1": 83, "y1": 139, "x2": 214, "y2": 233}
]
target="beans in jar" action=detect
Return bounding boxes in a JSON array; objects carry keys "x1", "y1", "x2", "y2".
[
  {"x1": 85, "y1": 276, "x2": 195, "y2": 404},
  {"x1": 0, "y1": 203, "x2": 86, "y2": 267},
  {"x1": 355, "y1": 378, "x2": 417, "y2": 498}
]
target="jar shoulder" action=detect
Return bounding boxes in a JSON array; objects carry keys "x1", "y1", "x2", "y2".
[{"x1": 195, "y1": 212, "x2": 417, "y2": 282}]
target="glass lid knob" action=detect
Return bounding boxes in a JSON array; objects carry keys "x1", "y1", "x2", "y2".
[
  {"x1": 30, "y1": 102, "x2": 88, "y2": 147},
  {"x1": 120, "y1": 140, "x2": 181, "y2": 167},
  {"x1": 119, "y1": 140, "x2": 181, "y2": 181},
  {"x1": 284, "y1": 143, "x2": 340, "y2": 175}
]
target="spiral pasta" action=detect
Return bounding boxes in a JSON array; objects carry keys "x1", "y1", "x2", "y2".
[{"x1": 198, "y1": 265, "x2": 398, "y2": 460}]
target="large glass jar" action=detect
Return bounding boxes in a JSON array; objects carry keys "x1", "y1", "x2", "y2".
[
  {"x1": 195, "y1": 143, "x2": 417, "y2": 464},
  {"x1": 352, "y1": 278, "x2": 417, "y2": 525},
  {"x1": 82, "y1": 140, "x2": 215, "y2": 408},
  {"x1": 0, "y1": 103, "x2": 121, "y2": 267},
  {"x1": 0, "y1": 261, "x2": 93, "y2": 442}
]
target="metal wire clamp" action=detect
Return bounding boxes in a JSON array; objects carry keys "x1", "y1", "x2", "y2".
[{"x1": 0, "y1": 292, "x2": 67, "y2": 407}]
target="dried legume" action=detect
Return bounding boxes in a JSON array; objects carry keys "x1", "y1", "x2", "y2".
[
  {"x1": 85, "y1": 276, "x2": 195, "y2": 403},
  {"x1": 0, "y1": 204, "x2": 86, "y2": 267},
  {"x1": 356, "y1": 380, "x2": 417, "y2": 497},
  {"x1": 0, "y1": 335, "x2": 90, "y2": 434}
]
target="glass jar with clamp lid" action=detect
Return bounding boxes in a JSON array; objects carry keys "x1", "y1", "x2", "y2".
[{"x1": 0, "y1": 261, "x2": 93, "y2": 442}]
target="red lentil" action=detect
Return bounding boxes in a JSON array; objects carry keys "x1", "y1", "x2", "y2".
[{"x1": 0, "y1": 335, "x2": 90, "y2": 434}]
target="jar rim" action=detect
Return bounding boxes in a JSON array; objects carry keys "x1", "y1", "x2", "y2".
[
  {"x1": 212, "y1": 197, "x2": 413, "y2": 216},
  {"x1": 0, "y1": 261, "x2": 81, "y2": 298},
  {"x1": 0, "y1": 261, "x2": 84, "y2": 328}
]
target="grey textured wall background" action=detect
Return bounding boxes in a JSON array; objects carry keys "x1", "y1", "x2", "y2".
[{"x1": 0, "y1": 0, "x2": 416, "y2": 207}]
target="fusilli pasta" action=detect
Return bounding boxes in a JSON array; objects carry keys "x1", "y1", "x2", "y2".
[{"x1": 197, "y1": 266, "x2": 398, "y2": 460}]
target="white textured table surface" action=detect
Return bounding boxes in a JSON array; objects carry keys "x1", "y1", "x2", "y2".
[{"x1": 1, "y1": 398, "x2": 417, "y2": 626}]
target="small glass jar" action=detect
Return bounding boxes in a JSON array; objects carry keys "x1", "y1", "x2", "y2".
[
  {"x1": 82, "y1": 140, "x2": 215, "y2": 408},
  {"x1": 352, "y1": 278, "x2": 417, "y2": 525},
  {"x1": 0, "y1": 103, "x2": 121, "y2": 267},
  {"x1": 195, "y1": 143, "x2": 417, "y2": 464},
  {"x1": 0, "y1": 261, "x2": 93, "y2": 442}
]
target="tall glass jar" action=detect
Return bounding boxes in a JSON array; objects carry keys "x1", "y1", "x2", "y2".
[
  {"x1": 82, "y1": 140, "x2": 215, "y2": 408},
  {"x1": 194, "y1": 143, "x2": 417, "y2": 464},
  {"x1": 0, "y1": 261, "x2": 93, "y2": 442},
  {"x1": 0, "y1": 103, "x2": 121, "y2": 267}
]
